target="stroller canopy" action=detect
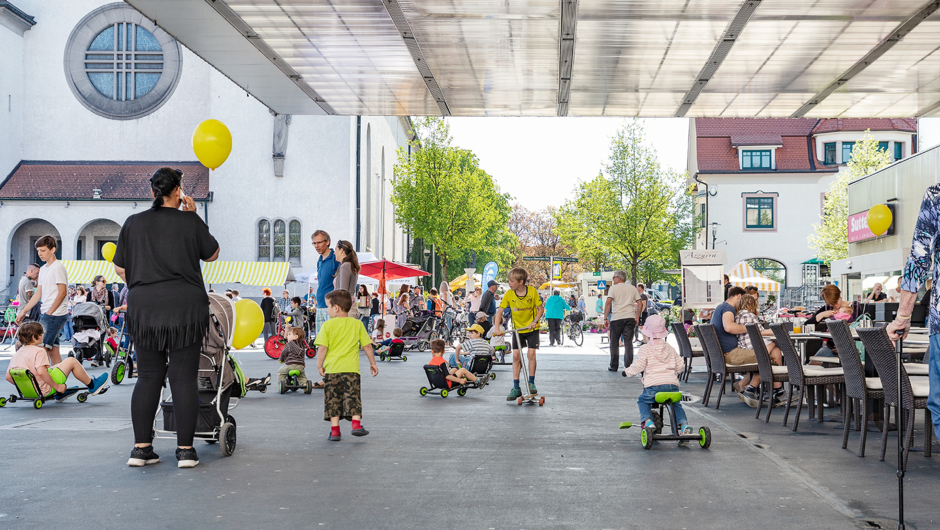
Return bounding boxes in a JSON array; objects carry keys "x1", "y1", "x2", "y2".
[{"x1": 71, "y1": 302, "x2": 108, "y2": 330}]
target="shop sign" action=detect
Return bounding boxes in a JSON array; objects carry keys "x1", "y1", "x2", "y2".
[{"x1": 848, "y1": 211, "x2": 875, "y2": 243}]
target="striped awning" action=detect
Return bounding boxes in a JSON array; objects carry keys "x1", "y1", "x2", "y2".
[
  {"x1": 201, "y1": 261, "x2": 295, "y2": 287},
  {"x1": 60, "y1": 260, "x2": 121, "y2": 284},
  {"x1": 726, "y1": 261, "x2": 781, "y2": 292}
]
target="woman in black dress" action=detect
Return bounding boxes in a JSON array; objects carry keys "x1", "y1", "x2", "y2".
[{"x1": 113, "y1": 168, "x2": 220, "y2": 469}]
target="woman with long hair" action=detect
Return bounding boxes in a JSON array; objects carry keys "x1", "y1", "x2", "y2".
[
  {"x1": 357, "y1": 284, "x2": 372, "y2": 330},
  {"x1": 86, "y1": 275, "x2": 115, "y2": 314},
  {"x1": 333, "y1": 239, "x2": 361, "y2": 320},
  {"x1": 395, "y1": 285, "x2": 411, "y2": 328},
  {"x1": 113, "y1": 167, "x2": 220, "y2": 469}
]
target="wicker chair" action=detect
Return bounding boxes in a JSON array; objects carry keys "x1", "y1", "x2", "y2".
[
  {"x1": 770, "y1": 324, "x2": 845, "y2": 431},
  {"x1": 828, "y1": 320, "x2": 883, "y2": 457},
  {"x1": 855, "y1": 327, "x2": 933, "y2": 470},
  {"x1": 672, "y1": 322, "x2": 703, "y2": 382},
  {"x1": 746, "y1": 324, "x2": 789, "y2": 423},
  {"x1": 697, "y1": 324, "x2": 758, "y2": 409}
]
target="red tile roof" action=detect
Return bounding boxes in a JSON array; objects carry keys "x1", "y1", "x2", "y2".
[
  {"x1": 0, "y1": 161, "x2": 210, "y2": 200},
  {"x1": 812, "y1": 118, "x2": 917, "y2": 134},
  {"x1": 694, "y1": 117, "x2": 916, "y2": 174}
]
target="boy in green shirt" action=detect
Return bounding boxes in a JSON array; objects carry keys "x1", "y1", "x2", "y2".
[
  {"x1": 315, "y1": 289, "x2": 378, "y2": 441},
  {"x1": 493, "y1": 267, "x2": 545, "y2": 400}
]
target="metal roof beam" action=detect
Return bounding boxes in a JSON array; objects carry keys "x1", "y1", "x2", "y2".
[
  {"x1": 382, "y1": 0, "x2": 450, "y2": 116},
  {"x1": 791, "y1": 0, "x2": 940, "y2": 118},
  {"x1": 674, "y1": 0, "x2": 762, "y2": 118},
  {"x1": 557, "y1": 0, "x2": 579, "y2": 117},
  {"x1": 202, "y1": 0, "x2": 335, "y2": 115}
]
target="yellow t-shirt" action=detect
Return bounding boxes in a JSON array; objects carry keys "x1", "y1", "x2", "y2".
[
  {"x1": 314, "y1": 317, "x2": 372, "y2": 374},
  {"x1": 499, "y1": 286, "x2": 543, "y2": 330}
]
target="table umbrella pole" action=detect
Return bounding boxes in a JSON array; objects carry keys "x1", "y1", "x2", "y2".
[{"x1": 895, "y1": 330, "x2": 905, "y2": 530}]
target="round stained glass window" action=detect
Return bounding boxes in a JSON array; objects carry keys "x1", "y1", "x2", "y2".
[{"x1": 64, "y1": 3, "x2": 182, "y2": 120}]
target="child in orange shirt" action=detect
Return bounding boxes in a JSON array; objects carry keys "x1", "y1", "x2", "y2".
[{"x1": 427, "y1": 339, "x2": 479, "y2": 387}]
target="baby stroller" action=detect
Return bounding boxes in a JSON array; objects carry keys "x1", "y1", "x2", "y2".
[
  {"x1": 399, "y1": 310, "x2": 438, "y2": 351},
  {"x1": 70, "y1": 302, "x2": 109, "y2": 366},
  {"x1": 156, "y1": 293, "x2": 239, "y2": 456}
]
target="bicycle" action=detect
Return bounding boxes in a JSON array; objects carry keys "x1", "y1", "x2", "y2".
[
  {"x1": 561, "y1": 311, "x2": 584, "y2": 347},
  {"x1": 264, "y1": 311, "x2": 316, "y2": 360}
]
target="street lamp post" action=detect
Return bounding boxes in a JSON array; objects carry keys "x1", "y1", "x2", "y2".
[
  {"x1": 710, "y1": 222, "x2": 719, "y2": 249},
  {"x1": 496, "y1": 229, "x2": 502, "y2": 279}
]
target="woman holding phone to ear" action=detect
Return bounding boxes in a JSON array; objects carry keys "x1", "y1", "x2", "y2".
[{"x1": 112, "y1": 168, "x2": 220, "y2": 469}]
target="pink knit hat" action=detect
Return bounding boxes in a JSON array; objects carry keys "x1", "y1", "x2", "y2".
[{"x1": 642, "y1": 314, "x2": 669, "y2": 339}]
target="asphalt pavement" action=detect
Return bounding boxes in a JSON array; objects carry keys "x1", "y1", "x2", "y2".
[{"x1": 0, "y1": 333, "x2": 937, "y2": 529}]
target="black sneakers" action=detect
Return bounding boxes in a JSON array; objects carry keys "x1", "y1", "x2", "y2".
[
  {"x1": 127, "y1": 446, "x2": 160, "y2": 467},
  {"x1": 176, "y1": 447, "x2": 199, "y2": 468}
]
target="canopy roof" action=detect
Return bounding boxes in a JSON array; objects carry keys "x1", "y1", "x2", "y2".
[
  {"x1": 726, "y1": 261, "x2": 781, "y2": 292},
  {"x1": 127, "y1": 0, "x2": 940, "y2": 118},
  {"x1": 61, "y1": 260, "x2": 121, "y2": 284},
  {"x1": 63, "y1": 260, "x2": 297, "y2": 287},
  {"x1": 201, "y1": 261, "x2": 295, "y2": 286}
]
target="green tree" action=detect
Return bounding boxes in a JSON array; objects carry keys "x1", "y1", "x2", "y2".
[
  {"x1": 808, "y1": 132, "x2": 892, "y2": 263},
  {"x1": 556, "y1": 120, "x2": 685, "y2": 284},
  {"x1": 392, "y1": 117, "x2": 512, "y2": 281}
]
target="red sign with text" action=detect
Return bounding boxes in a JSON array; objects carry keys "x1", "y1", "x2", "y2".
[{"x1": 848, "y1": 210, "x2": 875, "y2": 243}]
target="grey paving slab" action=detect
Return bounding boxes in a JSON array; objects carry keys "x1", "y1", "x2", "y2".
[{"x1": 0, "y1": 335, "x2": 935, "y2": 529}]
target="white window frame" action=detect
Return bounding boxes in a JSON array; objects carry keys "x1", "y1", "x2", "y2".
[{"x1": 736, "y1": 145, "x2": 779, "y2": 170}]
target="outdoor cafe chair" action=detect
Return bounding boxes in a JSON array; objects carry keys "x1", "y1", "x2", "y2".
[
  {"x1": 770, "y1": 324, "x2": 845, "y2": 432},
  {"x1": 697, "y1": 324, "x2": 758, "y2": 410},
  {"x1": 671, "y1": 322, "x2": 703, "y2": 383},
  {"x1": 855, "y1": 327, "x2": 933, "y2": 471},
  {"x1": 745, "y1": 324, "x2": 789, "y2": 423},
  {"x1": 828, "y1": 320, "x2": 883, "y2": 457}
]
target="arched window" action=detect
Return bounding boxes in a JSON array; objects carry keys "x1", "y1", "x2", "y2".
[
  {"x1": 273, "y1": 220, "x2": 286, "y2": 261},
  {"x1": 288, "y1": 220, "x2": 301, "y2": 263},
  {"x1": 258, "y1": 219, "x2": 270, "y2": 260}
]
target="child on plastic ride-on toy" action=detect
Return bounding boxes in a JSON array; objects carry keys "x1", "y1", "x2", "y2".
[
  {"x1": 278, "y1": 326, "x2": 312, "y2": 394},
  {"x1": 622, "y1": 315, "x2": 693, "y2": 445},
  {"x1": 428, "y1": 339, "x2": 480, "y2": 388},
  {"x1": 4, "y1": 322, "x2": 108, "y2": 404}
]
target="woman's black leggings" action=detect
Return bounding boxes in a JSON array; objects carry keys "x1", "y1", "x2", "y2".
[{"x1": 131, "y1": 342, "x2": 202, "y2": 446}]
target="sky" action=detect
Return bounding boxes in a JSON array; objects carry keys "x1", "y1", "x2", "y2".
[
  {"x1": 447, "y1": 117, "x2": 690, "y2": 210},
  {"x1": 448, "y1": 117, "x2": 940, "y2": 211}
]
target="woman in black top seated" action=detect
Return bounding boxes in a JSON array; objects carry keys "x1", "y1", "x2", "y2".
[{"x1": 113, "y1": 168, "x2": 220, "y2": 469}]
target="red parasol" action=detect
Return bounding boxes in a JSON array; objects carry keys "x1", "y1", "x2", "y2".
[
  {"x1": 359, "y1": 260, "x2": 430, "y2": 281},
  {"x1": 358, "y1": 260, "x2": 430, "y2": 309}
]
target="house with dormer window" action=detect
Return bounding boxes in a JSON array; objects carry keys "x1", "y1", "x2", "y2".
[{"x1": 687, "y1": 118, "x2": 917, "y2": 291}]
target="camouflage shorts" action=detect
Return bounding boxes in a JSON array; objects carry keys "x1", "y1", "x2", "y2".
[{"x1": 323, "y1": 372, "x2": 362, "y2": 421}]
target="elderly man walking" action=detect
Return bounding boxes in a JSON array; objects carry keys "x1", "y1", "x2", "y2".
[
  {"x1": 887, "y1": 185, "x2": 940, "y2": 444},
  {"x1": 603, "y1": 271, "x2": 641, "y2": 371}
]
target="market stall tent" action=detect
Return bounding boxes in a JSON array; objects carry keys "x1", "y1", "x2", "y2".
[
  {"x1": 726, "y1": 261, "x2": 781, "y2": 292},
  {"x1": 60, "y1": 260, "x2": 121, "y2": 284}
]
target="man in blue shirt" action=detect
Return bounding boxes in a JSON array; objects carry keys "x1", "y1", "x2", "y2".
[
  {"x1": 312, "y1": 229, "x2": 338, "y2": 337},
  {"x1": 888, "y1": 184, "x2": 940, "y2": 444}
]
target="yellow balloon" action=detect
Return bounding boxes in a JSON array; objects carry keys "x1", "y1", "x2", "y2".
[
  {"x1": 232, "y1": 299, "x2": 264, "y2": 350},
  {"x1": 867, "y1": 204, "x2": 893, "y2": 236},
  {"x1": 101, "y1": 242, "x2": 117, "y2": 262},
  {"x1": 192, "y1": 119, "x2": 232, "y2": 170}
]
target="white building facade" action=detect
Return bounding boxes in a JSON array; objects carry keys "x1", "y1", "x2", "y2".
[
  {"x1": 1, "y1": 0, "x2": 412, "y2": 300},
  {"x1": 688, "y1": 118, "x2": 918, "y2": 294}
]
